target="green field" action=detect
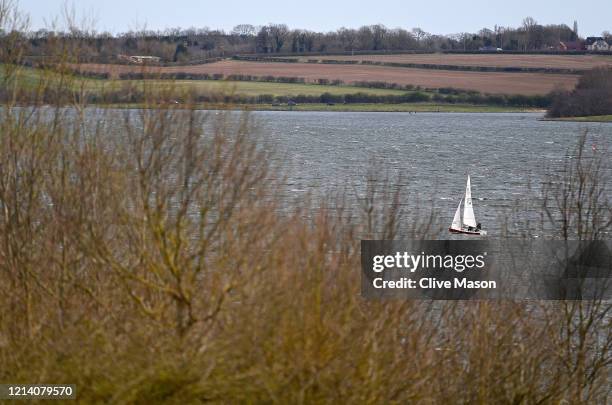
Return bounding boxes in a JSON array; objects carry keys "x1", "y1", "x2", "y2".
[
  {"x1": 92, "y1": 78, "x2": 413, "y2": 97},
  {"x1": 158, "y1": 80, "x2": 410, "y2": 97},
  {"x1": 4, "y1": 65, "x2": 414, "y2": 96},
  {"x1": 3, "y1": 65, "x2": 543, "y2": 112}
]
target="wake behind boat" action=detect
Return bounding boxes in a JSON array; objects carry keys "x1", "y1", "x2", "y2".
[{"x1": 449, "y1": 175, "x2": 487, "y2": 236}]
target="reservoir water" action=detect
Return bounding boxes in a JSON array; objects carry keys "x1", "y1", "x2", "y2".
[
  {"x1": 249, "y1": 111, "x2": 612, "y2": 237},
  {"x1": 41, "y1": 107, "x2": 609, "y2": 237}
]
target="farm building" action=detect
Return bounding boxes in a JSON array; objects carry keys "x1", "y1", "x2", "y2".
[
  {"x1": 558, "y1": 41, "x2": 584, "y2": 51},
  {"x1": 585, "y1": 37, "x2": 610, "y2": 51},
  {"x1": 117, "y1": 55, "x2": 162, "y2": 64}
]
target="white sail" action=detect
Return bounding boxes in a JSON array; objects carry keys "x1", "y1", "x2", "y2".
[
  {"x1": 463, "y1": 175, "x2": 477, "y2": 228},
  {"x1": 450, "y1": 199, "x2": 462, "y2": 230}
]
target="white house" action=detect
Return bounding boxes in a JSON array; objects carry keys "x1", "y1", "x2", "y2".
[{"x1": 585, "y1": 37, "x2": 610, "y2": 51}]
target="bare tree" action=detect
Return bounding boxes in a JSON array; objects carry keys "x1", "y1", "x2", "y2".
[
  {"x1": 231, "y1": 24, "x2": 255, "y2": 38},
  {"x1": 268, "y1": 23, "x2": 288, "y2": 53}
]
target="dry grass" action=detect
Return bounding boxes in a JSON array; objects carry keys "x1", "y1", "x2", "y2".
[{"x1": 0, "y1": 2, "x2": 610, "y2": 403}]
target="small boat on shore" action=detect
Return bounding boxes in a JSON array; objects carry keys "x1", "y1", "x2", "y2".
[{"x1": 449, "y1": 175, "x2": 487, "y2": 236}]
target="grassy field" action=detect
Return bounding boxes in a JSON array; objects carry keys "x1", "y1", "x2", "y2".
[
  {"x1": 77, "y1": 60, "x2": 577, "y2": 95},
  {"x1": 6, "y1": 65, "x2": 416, "y2": 97},
  {"x1": 3, "y1": 65, "x2": 548, "y2": 112},
  {"x1": 292, "y1": 53, "x2": 612, "y2": 70},
  {"x1": 132, "y1": 79, "x2": 409, "y2": 97}
]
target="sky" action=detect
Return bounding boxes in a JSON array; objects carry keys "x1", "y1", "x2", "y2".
[{"x1": 16, "y1": 0, "x2": 610, "y2": 37}]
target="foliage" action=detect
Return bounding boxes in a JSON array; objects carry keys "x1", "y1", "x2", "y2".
[
  {"x1": 547, "y1": 68, "x2": 612, "y2": 117},
  {"x1": 0, "y1": 3, "x2": 610, "y2": 403}
]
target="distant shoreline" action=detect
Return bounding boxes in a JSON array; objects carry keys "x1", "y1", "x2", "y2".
[
  {"x1": 540, "y1": 115, "x2": 612, "y2": 123},
  {"x1": 99, "y1": 103, "x2": 545, "y2": 114}
]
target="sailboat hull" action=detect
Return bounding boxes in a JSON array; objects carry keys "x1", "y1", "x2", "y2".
[{"x1": 448, "y1": 227, "x2": 487, "y2": 236}]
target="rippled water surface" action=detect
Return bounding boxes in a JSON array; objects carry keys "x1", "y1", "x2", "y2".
[{"x1": 250, "y1": 111, "x2": 611, "y2": 236}]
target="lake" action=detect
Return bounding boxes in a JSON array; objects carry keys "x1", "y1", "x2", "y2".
[{"x1": 249, "y1": 111, "x2": 612, "y2": 237}]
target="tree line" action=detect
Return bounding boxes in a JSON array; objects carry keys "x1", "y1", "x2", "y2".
[
  {"x1": 6, "y1": 17, "x2": 609, "y2": 63},
  {"x1": 547, "y1": 68, "x2": 612, "y2": 117}
]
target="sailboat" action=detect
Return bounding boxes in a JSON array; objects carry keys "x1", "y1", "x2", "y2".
[{"x1": 449, "y1": 175, "x2": 487, "y2": 236}]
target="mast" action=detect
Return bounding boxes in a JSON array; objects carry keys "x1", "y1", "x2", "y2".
[{"x1": 463, "y1": 175, "x2": 477, "y2": 228}]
